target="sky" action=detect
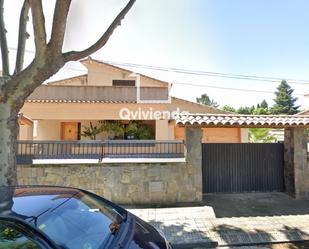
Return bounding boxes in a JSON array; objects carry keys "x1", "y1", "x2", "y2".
[{"x1": 2, "y1": 0, "x2": 309, "y2": 109}]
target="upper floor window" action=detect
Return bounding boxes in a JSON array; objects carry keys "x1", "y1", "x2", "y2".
[{"x1": 112, "y1": 80, "x2": 135, "y2": 87}]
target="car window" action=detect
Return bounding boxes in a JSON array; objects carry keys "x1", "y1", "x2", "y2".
[
  {"x1": 35, "y1": 192, "x2": 123, "y2": 249},
  {"x1": 0, "y1": 220, "x2": 41, "y2": 249}
]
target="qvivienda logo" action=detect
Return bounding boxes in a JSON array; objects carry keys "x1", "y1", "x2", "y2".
[{"x1": 119, "y1": 107, "x2": 189, "y2": 120}]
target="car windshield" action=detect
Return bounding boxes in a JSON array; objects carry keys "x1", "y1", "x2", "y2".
[{"x1": 12, "y1": 189, "x2": 124, "y2": 249}]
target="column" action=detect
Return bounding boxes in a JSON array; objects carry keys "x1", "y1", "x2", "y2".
[
  {"x1": 284, "y1": 128, "x2": 309, "y2": 199},
  {"x1": 185, "y1": 127, "x2": 203, "y2": 201}
]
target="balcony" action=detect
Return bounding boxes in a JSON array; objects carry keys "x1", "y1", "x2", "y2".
[{"x1": 27, "y1": 85, "x2": 169, "y2": 103}]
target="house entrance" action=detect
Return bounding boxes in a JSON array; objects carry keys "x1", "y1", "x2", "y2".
[{"x1": 61, "y1": 122, "x2": 78, "y2": 140}]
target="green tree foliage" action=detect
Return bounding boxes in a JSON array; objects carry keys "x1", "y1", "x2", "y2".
[
  {"x1": 270, "y1": 80, "x2": 299, "y2": 115},
  {"x1": 101, "y1": 121, "x2": 124, "y2": 139},
  {"x1": 222, "y1": 105, "x2": 236, "y2": 113},
  {"x1": 125, "y1": 121, "x2": 154, "y2": 139},
  {"x1": 81, "y1": 122, "x2": 103, "y2": 140},
  {"x1": 82, "y1": 121, "x2": 155, "y2": 140},
  {"x1": 196, "y1": 94, "x2": 219, "y2": 107},
  {"x1": 222, "y1": 100, "x2": 270, "y2": 115},
  {"x1": 248, "y1": 128, "x2": 277, "y2": 143},
  {"x1": 260, "y1": 99, "x2": 268, "y2": 109},
  {"x1": 237, "y1": 106, "x2": 255, "y2": 114},
  {"x1": 252, "y1": 99, "x2": 269, "y2": 115},
  {"x1": 252, "y1": 107, "x2": 269, "y2": 115}
]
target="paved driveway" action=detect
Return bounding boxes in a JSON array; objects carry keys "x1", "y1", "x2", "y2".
[{"x1": 127, "y1": 192, "x2": 309, "y2": 247}]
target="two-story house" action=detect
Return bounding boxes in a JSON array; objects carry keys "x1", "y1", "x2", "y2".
[{"x1": 19, "y1": 57, "x2": 247, "y2": 143}]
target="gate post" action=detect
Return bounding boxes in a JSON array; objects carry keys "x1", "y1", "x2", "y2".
[
  {"x1": 185, "y1": 127, "x2": 203, "y2": 201},
  {"x1": 284, "y1": 128, "x2": 309, "y2": 199}
]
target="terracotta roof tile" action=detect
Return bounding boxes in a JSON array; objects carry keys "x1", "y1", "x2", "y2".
[{"x1": 175, "y1": 113, "x2": 309, "y2": 128}]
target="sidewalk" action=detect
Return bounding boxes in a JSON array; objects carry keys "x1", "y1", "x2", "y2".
[{"x1": 127, "y1": 193, "x2": 309, "y2": 247}]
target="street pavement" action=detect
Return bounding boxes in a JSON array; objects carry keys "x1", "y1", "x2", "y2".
[{"x1": 127, "y1": 192, "x2": 309, "y2": 248}]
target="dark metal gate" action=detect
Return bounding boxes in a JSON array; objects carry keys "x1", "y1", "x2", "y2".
[{"x1": 202, "y1": 143, "x2": 284, "y2": 193}]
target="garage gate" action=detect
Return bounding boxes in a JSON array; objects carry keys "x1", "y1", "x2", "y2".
[{"x1": 202, "y1": 143, "x2": 284, "y2": 193}]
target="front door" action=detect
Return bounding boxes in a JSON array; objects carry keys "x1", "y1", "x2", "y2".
[{"x1": 61, "y1": 122, "x2": 78, "y2": 140}]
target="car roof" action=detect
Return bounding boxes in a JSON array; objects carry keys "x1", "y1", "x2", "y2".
[{"x1": 0, "y1": 185, "x2": 81, "y2": 220}]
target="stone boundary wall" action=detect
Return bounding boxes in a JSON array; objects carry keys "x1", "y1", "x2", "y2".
[
  {"x1": 17, "y1": 162, "x2": 202, "y2": 205},
  {"x1": 17, "y1": 128, "x2": 203, "y2": 205}
]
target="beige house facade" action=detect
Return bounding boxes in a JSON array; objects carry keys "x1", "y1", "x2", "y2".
[{"x1": 19, "y1": 58, "x2": 247, "y2": 142}]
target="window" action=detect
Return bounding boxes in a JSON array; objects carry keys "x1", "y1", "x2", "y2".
[
  {"x1": 112, "y1": 80, "x2": 135, "y2": 86},
  {"x1": 0, "y1": 220, "x2": 41, "y2": 249}
]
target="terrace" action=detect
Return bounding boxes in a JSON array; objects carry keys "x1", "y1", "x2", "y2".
[{"x1": 27, "y1": 85, "x2": 169, "y2": 103}]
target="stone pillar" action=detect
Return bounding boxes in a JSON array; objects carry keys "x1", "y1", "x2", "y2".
[
  {"x1": 284, "y1": 128, "x2": 295, "y2": 196},
  {"x1": 284, "y1": 128, "x2": 309, "y2": 199},
  {"x1": 185, "y1": 127, "x2": 203, "y2": 201}
]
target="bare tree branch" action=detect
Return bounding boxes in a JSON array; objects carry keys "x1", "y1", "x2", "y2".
[
  {"x1": 0, "y1": 0, "x2": 10, "y2": 76},
  {"x1": 63, "y1": 0, "x2": 136, "y2": 62},
  {"x1": 14, "y1": 0, "x2": 30, "y2": 74},
  {"x1": 5, "y1": 54, "x2": 65, "y2": 106},
  {"x1": 0, "y1": 0, "x2": 137, "y2": 186},
  {"x1": 29, "y1": 0, "x2": 47, "y2": 56},
  {"x1": 48, "y1": 0, "x2": 71, "y2": 54}
]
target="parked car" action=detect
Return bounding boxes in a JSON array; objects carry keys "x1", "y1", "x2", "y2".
[{"x1": 0, "y1": 186, "x2": 172, "y2": 249}]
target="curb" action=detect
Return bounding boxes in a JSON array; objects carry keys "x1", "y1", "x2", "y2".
[{"x1": 173, "y1": 241, "x2": 218, "y2": 249}]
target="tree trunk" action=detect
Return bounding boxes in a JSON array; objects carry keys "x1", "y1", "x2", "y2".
[
  {"x1": 0, "y1": 102, "x2": 19, "y2": 186},
  {"x1": 0, "y1": 0, "x2": 136, "y2": 186}
]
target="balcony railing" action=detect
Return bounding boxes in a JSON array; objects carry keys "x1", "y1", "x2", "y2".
[
  {"x1": 27, "y1": 85, "x2": 169, "y2": 102},
  {"x1": 17, "y1": 140, "x2": 185, "y2": 164}
]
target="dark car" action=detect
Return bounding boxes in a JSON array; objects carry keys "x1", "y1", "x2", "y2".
[{"x1": 0, "y1": 186, "x2": 172, "y2": 249}]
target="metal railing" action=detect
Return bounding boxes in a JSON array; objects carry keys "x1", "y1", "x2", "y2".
[{"x1": 17, "y1": 140, "x2": 185, "y2": 164}]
